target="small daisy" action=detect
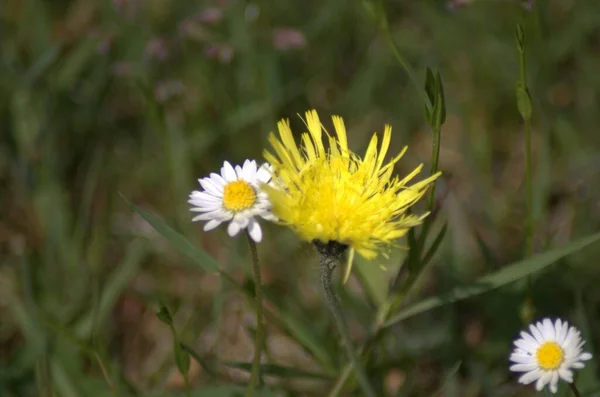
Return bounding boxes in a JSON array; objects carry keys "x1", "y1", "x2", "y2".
[
  {"x1": 188, "y1": 159, "x2": 276, "y2": 242},
  {"x1": 509, "y1": 318, "x2": 593, "y2": 394}
]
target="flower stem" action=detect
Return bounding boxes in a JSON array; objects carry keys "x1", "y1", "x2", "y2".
[
  {"x1": 569, "y1": 383, "x2": 582, "y2": 397},
  {"x1": 319, "y1": 247, "x2": 376, "y2": 397},
  {"x1": 245, "y1": 231, "x2": 264, "y2": 397}
]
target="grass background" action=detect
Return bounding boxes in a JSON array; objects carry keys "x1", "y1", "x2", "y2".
[{"x1": 2, "y1": 0, "x2": 600, "y2": 396}]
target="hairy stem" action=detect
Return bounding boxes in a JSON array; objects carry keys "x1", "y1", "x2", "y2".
[
  {"x1": 320, "y1": 251, "x2": 376, "y2": 397},
  {"x1": 245, "y1": 232, "x2": 264, "y2": 397}
]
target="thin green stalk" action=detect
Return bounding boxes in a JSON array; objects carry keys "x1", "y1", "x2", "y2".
[
  {"x1": 318, "y1": 244, "x2": 376, "y2": 397},
  {"x1": 569, "y1": 383, "x2": 582, "y2": 397},
  {"x1": 518, "y1": 42, "x2": 534, "y2": 258},
  {"x1": 516, "y1": 23, "x2": 535, "y2": 320},
  {"x1": 183, "y1": 376, "x2": 191, "y2": 397},
  {"x1": 380, "y1": 18, "x2": 428, "y2": 105},
  {"x1": 245, "y1": 231, "x2": 264, "y2": 397},
  {"x1": 95, "y1": 353, "x2": 118, "y2": 397}
]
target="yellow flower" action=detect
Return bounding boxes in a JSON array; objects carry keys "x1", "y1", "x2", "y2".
[{"x1": 263, "y1": 110, "x2": 441, "y2": 259}]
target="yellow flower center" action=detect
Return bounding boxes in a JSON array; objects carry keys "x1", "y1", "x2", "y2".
[
  {"x1": 536, "y1": 342, "x2": 564, "y2": 370},
  {"x1": 222, "y1": 180, "x2": 257, "y2": 212}
]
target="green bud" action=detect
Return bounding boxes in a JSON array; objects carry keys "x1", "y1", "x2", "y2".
[
  {"x1": 515, "y1": 24, "x2": 526, "y2": 53},
  {"x1": 424, "y1": 68, "x2": 446, "y2": 128},
  {"x1": 156, "y1": 301, "x2": 173, "y2": 326}
]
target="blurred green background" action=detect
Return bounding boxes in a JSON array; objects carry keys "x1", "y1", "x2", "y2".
[{"x1": 2, "y1": 0, "x2": 600, "y2": 396}]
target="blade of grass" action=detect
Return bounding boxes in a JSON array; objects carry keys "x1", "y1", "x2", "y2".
[
  {"x1": 121, "y1": 194, "x2": 220, "y2": 273},
  {"x1": 75, "y1": 240, "x2": 147, "y2": 338},
  {"x1": 384, "y1": 231, "x2": 600, "y2": 327},
  {"x1": 223, "y1": 361, "x2": 332, "y2": 380}
]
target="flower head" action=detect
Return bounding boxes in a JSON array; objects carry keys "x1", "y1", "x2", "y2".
[
  {"x1": 189, "y1": 160, "x2": 276, "y2": 242},
  {"x1": 509, "y1": 318, "x2": 593, "y2": 393},
  {"x1": 263, "y1": 110, "x2": 440, "y2": 259}
]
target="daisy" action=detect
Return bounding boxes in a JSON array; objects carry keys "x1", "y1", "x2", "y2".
[
  {"x1": 263, "y1": 109, "x2": 440, "y2": 259},
  {"x1": 188, "y1": 159, "x2": 276, "y2": 242},
  {"x1": 509, "y1": 318, "x2": 593, "y2": 394}
]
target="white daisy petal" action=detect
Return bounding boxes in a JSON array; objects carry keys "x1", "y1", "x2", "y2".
[
  {"x1": 520, "y1": 331, "x2": 539, "y2": 349},
  {"x1": 246, "y1": 160, "x2": 258, "y2": 180},
  {"x1": 222, "y1": 161, "x2": 237, "y2": 181},
  {"x1": 529, "y1": 324, "x2": 544, "y2": 344},
  {"x1": 549, "y1": 372, "x2": 559, "y2": 394},
  {"x1": 190, "y1": 191, "x2": 221, "y2": 203},
  {"x1": 235, "y1": 164, "x2": 243, "y2": 178},
  {"x1": 203, "y1": 219, "x2": 221, "y2": 231},
  {"x1": 543, "y1": 318, "x2": 556, "y2": 340},
  {"x1": 190, "y1": 202, "x2": 221, "y2": 212},
  {"x1": 535, "y1": 371, "x2": 552, "y2": 391},
  {"x1": 210, "y1": 172, "x2": 226, "y2": 187},
  {"x1": 200, "y1": 178, "x2": 222, "y2": 197},
  {"x1": 519, "y1": 369, "x2": 542, "y2": 385},
  {"x1": 510, "y1": 363, "x2": 538, "y2": 372},
  {"x1": 510, "y1": 354, "x2": 535, "y2": 364},
  {"x1": 192, "y1": 211, "x2": 221, "y2": 222},
  {"x1": 260, "y1": 212, "x2": 278, "y2": 222},
  {"x1": 227, "y1": 220, "x2": 242, "y2": 237},
  {"x1": 247, "y1": 218, "x2": 262, "y2": 242},
  {"x1": 235, "y1": 215, "x2": 250, "y2": 230},
  {"x1": 515, "y1": 338, "x2": 535, "y2": 353},
  {"x1": 257, "y1": 163, "x2": 272, "y2": 182},
  {"x1": 558, "y1": 368, "x2": 573, "y2": 383},
  {"x1": 557, "y1": 320, "x2": 568, "y2": 344}
]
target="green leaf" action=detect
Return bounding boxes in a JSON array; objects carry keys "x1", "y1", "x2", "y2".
[
  {"x1": 120, "y1": 194, "x2": 220, "y2": 273},
  {"x1": 424, "y1": 67, "x2": 436, "y2": 108},
  {"x1": 433, "y1": 361, "x2": 462, "y2": 397},
  {"x1": 223, "y1": 361, "x2": 332, "y2": 380},
  {"x1": 384, "y1": 231, "x2": 600, "y2": 328},
  {"x1": 261, "y1": 286, "x2": 336, "y2": 374},
  {"x1": 270, "y1": 306, "x2": 336, "y2": 374},
  {"x1": 433, "y1": 70, "x2": 446, "y2": 127},
  {"x1": 174, "y1": 340, "x2": 190, "y2": 375},
  {"x1": 421, "y1": 222, "x2": 448, "y2": 267},
  {"x1": 180, "y1": 343, "x2": 220, "y2": 378},
  {"x1": 354, "y1": 254, "x2": 394, "y2": 307}
]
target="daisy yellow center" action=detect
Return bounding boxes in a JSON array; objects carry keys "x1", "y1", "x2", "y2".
[
  {"x1": 222, "y1": 180, "x2": 257, "y2": 212},
  {"x1": 536, "y1": 342, "x2": 564, "y2": 370}
]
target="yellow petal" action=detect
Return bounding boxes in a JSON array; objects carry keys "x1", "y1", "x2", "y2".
[
  {"x1": 277, "y1": 119, "x2": 303, "y2": 168},
  {"x1": 332, "y1": 115, "x2": 348, "y2": 155},
  {"x1": 305, "y1": 110, "x2": 325, "y2": 157}
]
